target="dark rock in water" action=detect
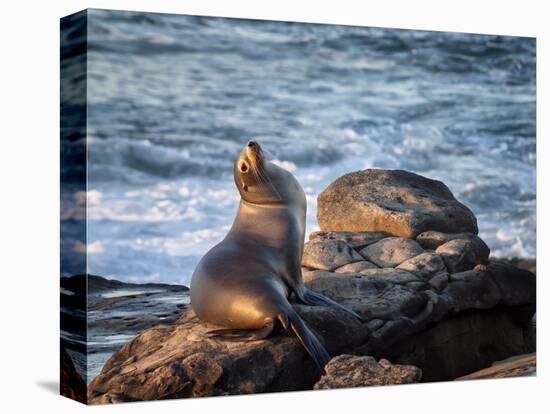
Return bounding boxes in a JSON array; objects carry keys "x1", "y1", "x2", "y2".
[
  {"x1": 456, "y1": 353, "x2": 536, "y2": 380},
  {"x1": 435, "y1": 238, "x2": 489, "y2": 273},
  {"x1": 61, "y1": 274, "x2": 188, "y2": 296},
  {"x1": 317, "y1": 169, "x2": 478, "y2": 237},
  {"x1": 302, "y1": 239, "x2": 363, "y2": 271},
  {"x1": 359, "y1": 237, "x2": 424, "y2": 268},
  {"x1": 61, "y1": 346, "x2": 86, "y2": 403},
  {"x1": 61, "y1": 274, "x2": 190, "y2": 383},
  {"x1": 313, "y1": 355, "x2": 422, "y2": 389}
]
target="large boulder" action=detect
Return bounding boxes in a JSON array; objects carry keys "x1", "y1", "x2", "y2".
[
  {"x1": 313, "y1": 355, "x2": 421, "y2": 389},
  {"x1": 317, "y1": 169, "x2": 478, "y2": 237}
]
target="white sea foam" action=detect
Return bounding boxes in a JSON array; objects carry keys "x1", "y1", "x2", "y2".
[{"x1": 100, "y1": 289, "x2": 161, "y2": 298}]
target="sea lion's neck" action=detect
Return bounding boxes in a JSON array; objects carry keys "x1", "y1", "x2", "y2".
[{"x1": 228, "y1": 200, "x2": 305, "y2": 248}]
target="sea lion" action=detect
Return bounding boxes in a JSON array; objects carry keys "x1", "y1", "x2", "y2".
[{"x1": 190, "y1": 140, "x2": 360, "y2": 371}]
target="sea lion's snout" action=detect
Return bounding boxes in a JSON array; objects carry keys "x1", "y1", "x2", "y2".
[
  {"x1": 245, "y1": 140, "x2": 262, "y2": 157},
  {"x1": 243, "y1": 139, "x2": 264, "y2": 166}
]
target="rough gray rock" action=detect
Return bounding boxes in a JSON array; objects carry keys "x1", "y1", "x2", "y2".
[
  {"x1": 397, "y1": 251, "x2": 448, "y2": 280},
  {"x1": 309, "y1": 231, "x2": 390, "y2": 249},
  {"x1": 359, "y1": 237, "x2": 424, "y2": 268},
  {"x1": 302, "y1": 239, "x2": 363, "y2": 271},
  {"x1": 435, "y1": 238, "x2": 489, "y2": 273},
  {"x1": 317, "y1": 169, "x2": 478, "y2": 237},
  {"x1": 334, "y1": 261, "x2": 378, "y2": 273},
  {"x1": 313, "y1": 355, "x2": 422, "y2": 389}
]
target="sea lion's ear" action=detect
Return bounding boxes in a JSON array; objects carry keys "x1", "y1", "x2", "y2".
[{"x1": 243, "y1": 183, "x2": 248, "y2": 192}]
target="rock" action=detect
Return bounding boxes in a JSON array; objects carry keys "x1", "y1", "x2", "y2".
[
  {"x1": 428, "y1": 273, "x2": 450, "y2": 291},
  {"x1": 485, "y1": 260, "x2": 536, "y2": 307},
  {"x1": 313, "y1": 355, "x2": 421, "y2": 389},
  {"x1": 88, "y1": 307, "x2": 365, "y2": 403},
  {"x1": 435, "y1": 238, "x2": 489, "y2": 273},
  {"x1": 507, "y1": 257, "x2": 536, "y2": 275},
  {"x1": 309, "y1": 231, "x2": 390, "y2": 249},
  {"x1": 456, "y1": 353, "x2": 536, "y2": 380},
  {"x1": 359, "y1": 268, "x2": 422, "y2": 285},
  {"x1": 387, "y1": 308, "x2": 536, "y2": 381},
  {"x1": 304, "y1": 273, "x2": 389, "y2": 302},
  {"x1": 61, "y1": 347, "x2": 86, "y2": 403},
  {"x1": 443, "y1": 269, "x2": 501, "y2": 312},
  {"x1": 359, "y1": 237, "x2": 424, "y2": 268},
  {"x1": 416, "y1": 230, "x2": 481, "y2": 250},
  {"x1": 334, "y1": 261, "x2": 378, "y2": 273},
  {"x1": 302, "y1": 269, "x2": 339, "y2": 283},
  {"x1": 88, "y1": 249, "x2": 536, "y2": 401},
  {"x1": 317, "y1": 169, "x2": 478, "y2": 237},
  {"x1": 302, "y1": 239, "x2": 363, "y2": 271},
  {"x1": 397, "y1": 251, "x2": 447, "y2": 280}
]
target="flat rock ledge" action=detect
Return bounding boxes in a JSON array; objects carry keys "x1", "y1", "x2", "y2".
[
  {"x1": 456, "y1": 353, "x2": 536, "y2": 380},
  {"x1": 314, "y1": 355, "x2": 421, "y2": 389}
]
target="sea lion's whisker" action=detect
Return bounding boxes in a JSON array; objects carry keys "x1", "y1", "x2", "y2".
[{"x1": 258, "y1": 164, "x2": 282, "y2": 201}]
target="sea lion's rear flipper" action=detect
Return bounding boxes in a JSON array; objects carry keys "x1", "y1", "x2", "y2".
[
  {"x1": 286, "y1": 309, "x2": 330, "y2": 372},
  {"x1": 206, "y1": 319, "x2": 275, "y2": 342},
  {"x1": 297, "y1": 288, "x2": 363, "y2": 321}
]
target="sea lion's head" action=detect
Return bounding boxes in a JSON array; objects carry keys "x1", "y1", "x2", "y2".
[{"x1": 234, "y1": 140, "x2": 302, "y2": 206}]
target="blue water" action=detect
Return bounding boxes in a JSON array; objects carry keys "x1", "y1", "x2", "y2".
[{"x1": 72, "y1": 10, "x2": 536, "y2": 285}]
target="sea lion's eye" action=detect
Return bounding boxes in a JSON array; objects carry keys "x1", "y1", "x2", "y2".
[{"x1": 240, "y1": 162, "x2": 249, "y2": 173}]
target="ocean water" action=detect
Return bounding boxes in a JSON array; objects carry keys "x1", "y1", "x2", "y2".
[{"x1": 73, "y1": 10, "x2": 535, "y2": 285}]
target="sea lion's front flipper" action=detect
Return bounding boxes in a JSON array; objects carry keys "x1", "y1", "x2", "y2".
[
  {"x1": 286, "y1": 309, "x2": 330, "y2": 372},
  {"x1": 206, "y1": 319, "x2": 275, "y2": 342},
  {"x1": 297, "y1": 288, "x2": 363, "y2": 321}
]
